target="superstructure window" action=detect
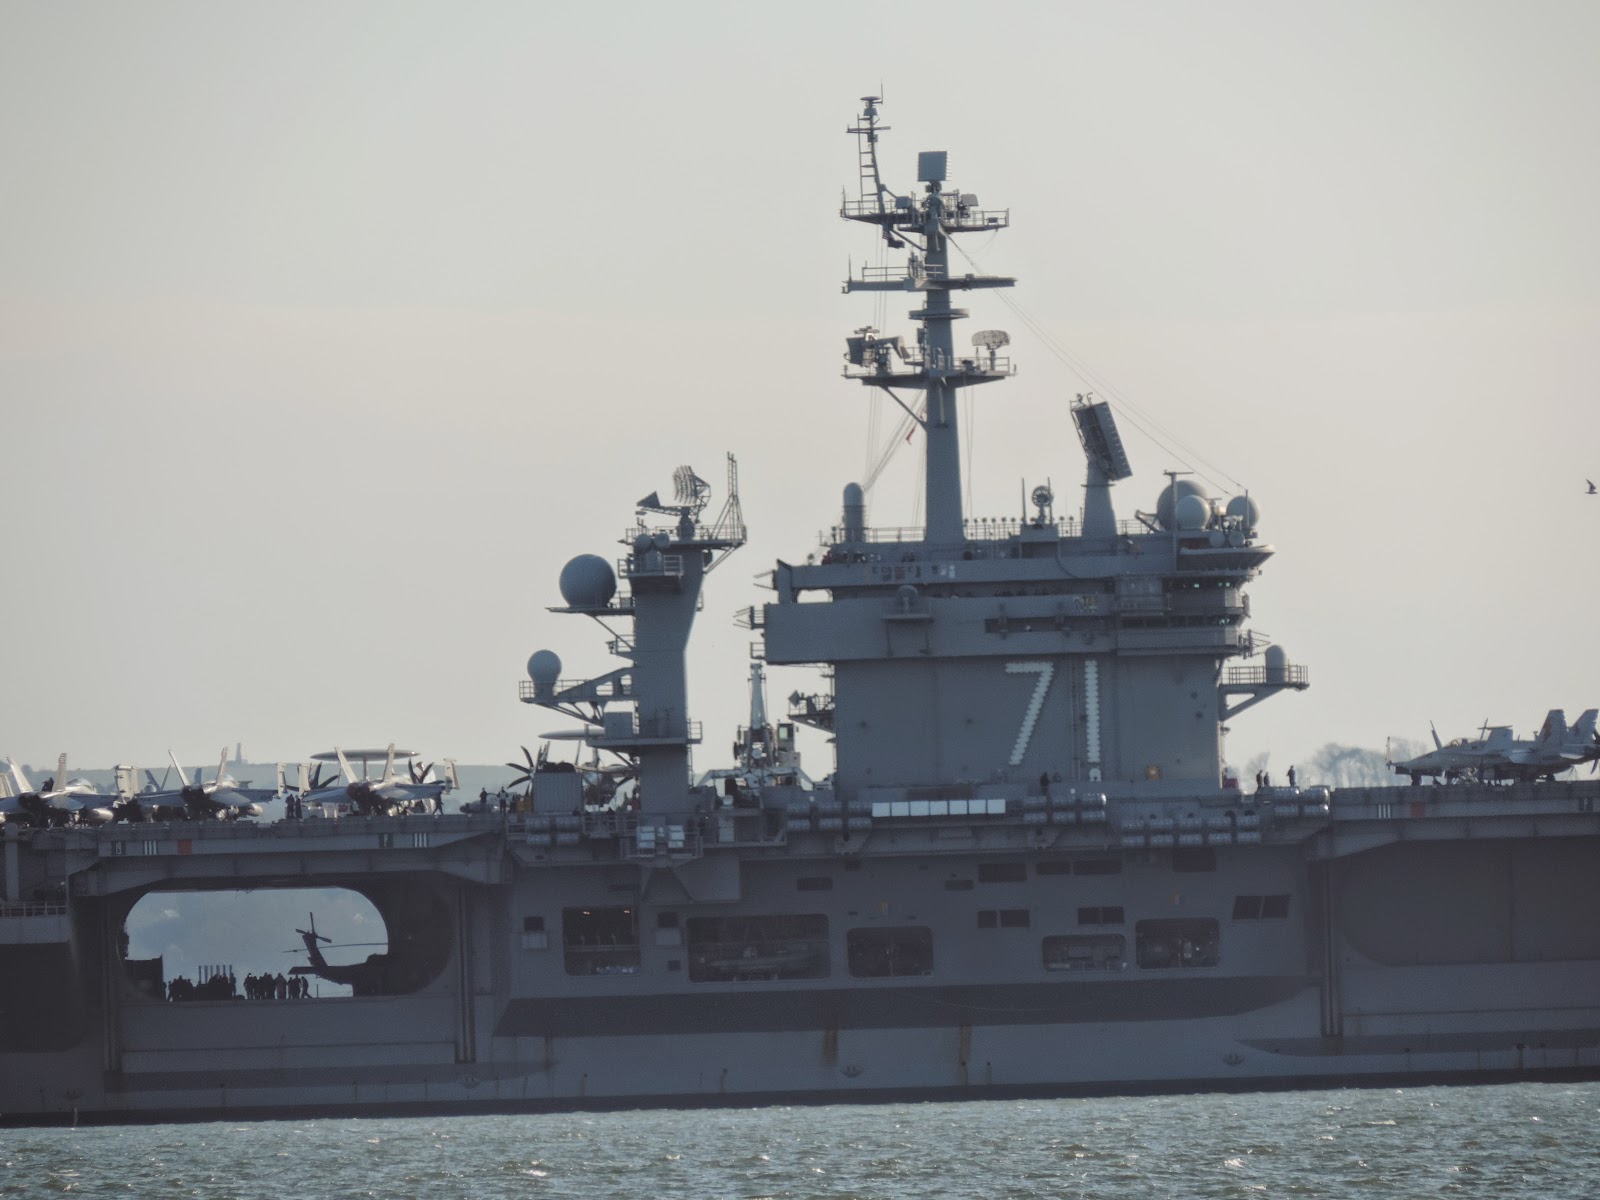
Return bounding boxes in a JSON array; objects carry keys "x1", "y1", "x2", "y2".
[
  {"x1": 1043, "y1": 934, "x2": 1126, "y2": 971},
  {"x1": 1074, "y1": 859, "x2": 1122, "y2": 876},
  {"x1": 796, "y1": 877, "x2": 833, "y2": 892},
  {"x1": 561, "y1": 907, "x2": 640, "y2": 976},
  {"x1": 1233, "y1": 894, "x2": 1291, "y2": 920},
  {"x1": 976, "y1": 909, "x2": 1031, "y2": 929},
  {"x1": 1172, "y1": 848, "x2": 1217, "y2": 873},
  {"x1": 1136, "y1": 918, "x2": 1220, "y2": 969},
  {"x1": 977, "y1": 862, "x2": 1027, "y2": 883},
  {"x1": 847, "y1": 926, "x2": 934, "y2": 977},
  {"x1": 1077, "y1": 906, "x2": 1125, "y2": 926},
  {"x1": 686, "y1": 915, "x2": 829, "y2": 982}
]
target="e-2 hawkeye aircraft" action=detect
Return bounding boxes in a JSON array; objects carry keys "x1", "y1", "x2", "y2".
[{"x1": 292, "y1": 746, "x2": 458, "y2": 816}]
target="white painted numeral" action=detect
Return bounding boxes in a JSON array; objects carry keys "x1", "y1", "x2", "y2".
[{"x1": 1006, "y1": 661, "x2": 1055, "y2": 766}]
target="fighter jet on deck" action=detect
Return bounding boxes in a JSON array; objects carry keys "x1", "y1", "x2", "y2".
[
  {"x1": 1390, "y1": 709, "x2": 1600, "y2": 784},
  {"x1": 117, "y1": 750, "x2": 276, "y2": 820},
  {"x1": 2, "y1": 755, "x2": 114, "y2": 826}
]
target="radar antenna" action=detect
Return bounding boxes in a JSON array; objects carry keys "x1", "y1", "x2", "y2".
[
  {"x1": 672, "y1": 465, "x2": 712, "y2": 518},
  {"x1": 1071, "y1": 393, "x2": 1133, "y2": 538},
  {"x1": 972, "y1": 329, "x2": 1010, "y2": 371}
]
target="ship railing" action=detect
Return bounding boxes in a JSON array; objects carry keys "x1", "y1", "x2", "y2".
[
  {"x1": 821, "y1": 516, "x2": 1148, "y2": 547},
  {"x1": 582, "y1": 810, "x2": 707, "y2": 858},
  {"x1": 942, "y1": 206, "x2": 1010, "y2": 231},
  {"x1": 854, "y1": 262, "x2": 917, "y2": 285},
  {"x1": 849, "y1": 261, "x2": 991, "y2": 286},
  {"x1": 840, "y1": 196, "x2": 1011, "y2": 230},
  {"x1": 620, "y1": 554, "x2": 684, "y2": 581},
  {"x1": 1224, "y1": 664, "x2": 1309, "y2": 687},
  {"x1": 0, "y1": 901, "x2": 67, "y2": 919},
  {"x1": 1328, "y1": 778, "x2": 1600, "y2": 819},
  {"x1": 732, "y1": 605, "x2": 766, "y2": 630},
  {"x1": 840, "y1": 197, "x2": 904, "y2": 220}
]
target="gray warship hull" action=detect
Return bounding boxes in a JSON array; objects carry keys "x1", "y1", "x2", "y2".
[{"x1": 5, "y1": 783, "x2": 1600, "y2": 1122}]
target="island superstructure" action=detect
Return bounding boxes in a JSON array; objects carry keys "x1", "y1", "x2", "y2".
[{"x1": 2, "y1": 98, "x2": 1598, "y2": 1123}]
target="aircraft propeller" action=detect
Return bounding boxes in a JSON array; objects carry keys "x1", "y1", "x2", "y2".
[
  {"x1": 306, "y1": 763, "x2": 340, "y2": 792},
  {"x1": 408, "y1": 759, "x2": 435, "y2": 785},
  {"x1": 504, "y1": 744, "x2": 548, "y2": 791}
]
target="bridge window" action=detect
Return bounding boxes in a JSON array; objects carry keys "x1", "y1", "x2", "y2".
[
  {"x1": 847, "y1": 926, "x2": 934, "y2": 977},
  {"x1": 686, "y1": 915, "x2": 829, "y2": 982}
]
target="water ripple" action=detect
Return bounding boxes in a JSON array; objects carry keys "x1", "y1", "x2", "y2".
[{"x1": 1, "y1": 1082, "x2": 1599, "y2": 1198}]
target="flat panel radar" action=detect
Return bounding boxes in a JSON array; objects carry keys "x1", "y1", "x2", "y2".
[
  {"x1": 917, "y1": 151, "x2": 947, "y2": 183},
  {"x1": 1073, "y1": 398, "x2": 1133, "y2": 483}
]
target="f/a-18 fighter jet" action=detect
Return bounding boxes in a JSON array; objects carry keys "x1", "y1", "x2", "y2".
[
  {"x1": 116, "y1": 750, "x2": 276, "y2": 820},
  {"x1": 1, "y1": 755, "x2": 114, "y2": 826},
  {"x1": 1390, "y1": 709, "x2": 1599, "y2": 784}
]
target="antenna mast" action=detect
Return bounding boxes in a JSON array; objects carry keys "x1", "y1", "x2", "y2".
[{"x1": 840, "y1": 96, "x2": 1016, "y2": 544}]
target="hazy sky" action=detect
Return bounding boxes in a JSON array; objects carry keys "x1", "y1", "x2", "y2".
[{"x1": 2, "y1": 1, "x2": 1597, "y2": 781}]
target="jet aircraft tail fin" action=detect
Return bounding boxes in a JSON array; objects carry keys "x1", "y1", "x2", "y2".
[
  {"x1": 1430, "y1": 722, "x2": 1442, "y2": 751},
  {"x1": 214, "y1": 749, "x2": 229, "y2": 787},
  {"x1": 1536, "y1": 710, "x2": 1567, "y2": 746},
  {"x1": 168, "y1": 751, "x2": 191, "y2": 789},
  {"x1": 334, "y1": 748, "x2": 357, "y2": 784},
  {"x1": 443, "y1": 758, "x2": 460, "y2": 791},
  {"x1": 1571, "y1": 709, "x2": 1598, "y2": 745},
  {"x1": 379, "y1": 744, "x2": 397, "y2": 785},
  {"x1": 6, "y1": 759, "x2": 32, "y2": 796}
]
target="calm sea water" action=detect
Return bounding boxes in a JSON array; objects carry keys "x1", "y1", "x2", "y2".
[{"x1": 2, "y1": 1082, "x2": 1597, "y2": 1199}]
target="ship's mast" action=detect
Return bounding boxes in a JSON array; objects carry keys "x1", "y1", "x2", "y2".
[{"x1": 841, "y1": 97, "x2": 1015, "y2": 545}]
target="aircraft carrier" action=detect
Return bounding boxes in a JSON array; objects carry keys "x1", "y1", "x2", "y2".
[{"x1": 4, "y1": 98, "x2": 1600, "y2": 1123}]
